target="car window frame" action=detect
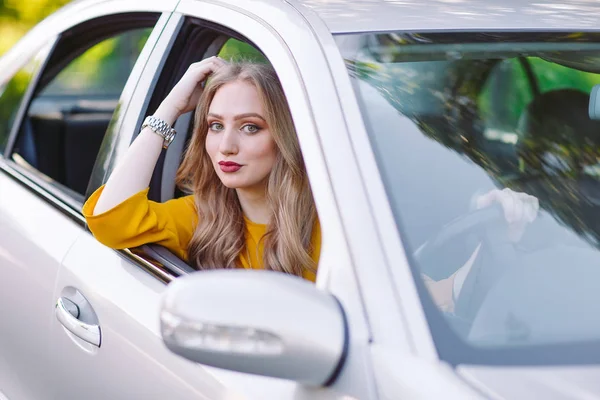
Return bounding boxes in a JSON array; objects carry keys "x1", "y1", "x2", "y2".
[
  {"x1": 108, "y1": 3, "x2": 364, "y2": 295},
  {"x1": 107, "y1": 14, "x2": 321, "y2": 280},
  {"x1": 153, "y1": 3, "x2": 364, "y2": 296}
]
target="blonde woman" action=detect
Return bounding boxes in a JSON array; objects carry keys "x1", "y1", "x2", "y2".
[
  {"x1": 83, "y1": 57, "x2": 537, "y2": 311},
  {"x1": 84, "y1": 57, "x2": 319, "y2": 281}
]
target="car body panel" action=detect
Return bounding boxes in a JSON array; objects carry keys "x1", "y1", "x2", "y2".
[
  {"x1": 0, "y1": 161, "x2": 82, "y2": 400},
  {"x1": 292, "y1": 0, "x2": 600, "y2": 33},
  {"x1": 370, "y1": 348, "x2": 483, "y2": 400},
  {"x1": 50, "y1": 234, "x2": 234, "y2": 400},
  {"x1": 458, "y1": 365, "x2": 600, "y2": 399}
]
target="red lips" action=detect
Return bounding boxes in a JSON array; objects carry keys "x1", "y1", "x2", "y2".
[{"x1": 218, "y1": 161, "x2": 242, "y2": 173}]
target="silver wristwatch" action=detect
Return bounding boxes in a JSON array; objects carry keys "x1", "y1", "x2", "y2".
[{"x1": 142, "y1": 116, "x2": 177, "y2": 149}]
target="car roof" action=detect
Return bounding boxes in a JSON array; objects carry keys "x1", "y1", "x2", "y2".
[{"x1": 290, "y1": 0, "x2": 600, "y2": 34}]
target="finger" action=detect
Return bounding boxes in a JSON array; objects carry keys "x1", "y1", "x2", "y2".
[
  {"x1": 213, "y1": 56, "x2": 228, "y2": 66},
  {"x1": 202, "y1": 58, "x2": 227, "y2": 75},
  {"x1": 500, "y1": 188, "x2": 522, "y2": 224},
  {"x1": 523, "y1": 194, "x2": 540, "y2": 222},
  {"x1": 512, "y1": 192, "x2": 538, "y2": 222},
  {"x1": 475, "y1": 189, "x2": 501, "y2": 209},
  {"x1": 185, "y1": 61, "x2": 222, "y2": 83},
  {"x1": 188, "y1": 57, "x2": 221, "y2": 72}
]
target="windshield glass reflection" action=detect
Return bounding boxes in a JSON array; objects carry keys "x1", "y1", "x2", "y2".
[{"x1": 338, "y1": 31, "x2": 600, "y2": 365}]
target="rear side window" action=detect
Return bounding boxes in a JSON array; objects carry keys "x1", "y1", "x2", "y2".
[{"x1": 11, "y1": 26, "x2": 154, "y2": 199}]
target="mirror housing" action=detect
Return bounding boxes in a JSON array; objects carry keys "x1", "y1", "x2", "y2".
[{"x1": 160, "y1": 270, "x2": 348, "y2": 386}]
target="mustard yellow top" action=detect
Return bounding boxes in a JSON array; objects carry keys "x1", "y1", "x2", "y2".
[{"x1": 82, "y1": 185, "x2": 319, "y2": 282}]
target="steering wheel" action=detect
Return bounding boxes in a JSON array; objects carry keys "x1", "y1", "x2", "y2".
[{"x1": 414, "y1": 204, "x2": 520, "y2": 335}]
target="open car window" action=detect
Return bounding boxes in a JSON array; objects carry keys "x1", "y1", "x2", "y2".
[{"x1": 134, "y1": 19, "x2": 317, "y2": 278}]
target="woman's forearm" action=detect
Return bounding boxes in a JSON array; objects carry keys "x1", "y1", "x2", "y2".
[
  {"x1": 92, "y1": 58, "x2": 227, "y2": 216},
  {"x1": 92, "y1": 106, "x2": 179, "y2": 215},
  {"x1": 422, "y1": 242, "x2": 482, "y2": 311}
]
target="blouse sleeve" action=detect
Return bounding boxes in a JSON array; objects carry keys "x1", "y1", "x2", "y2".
[{"x1": 82, "y1": 185, "x2": 197, "y2": 261}]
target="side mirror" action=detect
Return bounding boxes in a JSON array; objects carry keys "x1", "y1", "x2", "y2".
[
  {"x1": 589, "y1": 84, "x2": 600, "y2": 120},
  {"x1": 160, "y1": 270, "x2": 348, "y2": 386}
]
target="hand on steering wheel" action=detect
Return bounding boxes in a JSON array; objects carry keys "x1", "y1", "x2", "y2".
[
  {"x1": 420, "y1": 187, "x2": 540, "y2": 320},
  {"x1": 475, "y1": 188, "x2": 539, "y2": 242}
]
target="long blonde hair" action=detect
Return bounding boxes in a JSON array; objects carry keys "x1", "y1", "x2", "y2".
[{"x1": 176, "y1": 62, "x2": 317, "y2": 276}]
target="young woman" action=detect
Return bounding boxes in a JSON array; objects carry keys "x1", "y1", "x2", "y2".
[{"x1": 83, "y1": 56, "x2": 538, "y2": 310}]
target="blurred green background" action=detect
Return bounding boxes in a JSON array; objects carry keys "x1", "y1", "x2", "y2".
[{"x1": 0, "y1": 0, "x2": 71, "y2": 56}]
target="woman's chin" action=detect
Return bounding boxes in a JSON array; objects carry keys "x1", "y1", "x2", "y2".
[
  {"x1": 218, "y1": 178, "x2": 266, "y2": 192},
  {"x1": 219, "y1": 180, "x2": 241, "y2": 189},
  {"x1": 218, "y1": 177, "x2": 249, "y2": 189}
]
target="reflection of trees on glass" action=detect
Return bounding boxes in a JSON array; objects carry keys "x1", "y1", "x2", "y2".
[
  {"x1": 348, "y1": 45, "x2": 600, "y2": 249},
  {"x1": 42, "y1": 28, "x2": 152, "y2": 97}
]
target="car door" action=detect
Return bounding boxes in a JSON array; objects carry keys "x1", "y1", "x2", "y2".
[
  {"x1": 0, "y1": 39, "x2": 61, "y2": 400},
  {"x1": 0, "y1": 4, "x2": 177, "y2": 400},
  {"x1": 51, "y1": 1, "x2": 375, "y2": 400}
]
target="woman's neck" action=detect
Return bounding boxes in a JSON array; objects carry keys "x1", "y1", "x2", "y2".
[{"x1": 236, "y1": 187, "x2": 270, "y2": 224}]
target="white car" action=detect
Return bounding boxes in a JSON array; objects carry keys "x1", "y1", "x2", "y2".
[{"x1": 2, "y1": 0, "x2": 600, "y2": 399}]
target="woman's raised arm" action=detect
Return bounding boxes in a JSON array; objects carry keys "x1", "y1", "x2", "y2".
[{"x1": 92, "y1": 57, "x2": 226, "y2": 214}]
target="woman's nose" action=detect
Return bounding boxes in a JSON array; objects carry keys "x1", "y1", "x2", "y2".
[{"x1": 219, "y1": 128, "x2": 239, "y2": 155}]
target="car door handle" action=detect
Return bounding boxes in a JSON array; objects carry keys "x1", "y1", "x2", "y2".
[{"x1": 55, "y1": 297, "x2": 101, "y2": 347}]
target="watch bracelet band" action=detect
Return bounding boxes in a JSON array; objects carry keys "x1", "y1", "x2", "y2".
[{"x1": 142, "y1": 115, "x2": 177, "y2": 149}]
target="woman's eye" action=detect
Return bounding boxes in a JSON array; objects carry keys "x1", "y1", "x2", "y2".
[
  {"x1": 242, "y1": 124, "x2": 260, "y2": 134},
  {"x1": 209, "y1": 122, "x2": 224, "y2": 131}
]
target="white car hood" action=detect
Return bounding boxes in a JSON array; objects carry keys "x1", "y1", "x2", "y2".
[{"x1": 457, "y1": 365, "x2": 600, "y2": 399}]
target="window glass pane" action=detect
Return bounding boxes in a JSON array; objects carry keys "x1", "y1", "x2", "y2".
[
  {"x1": 11, "y1": 27, "x2": 153, "y2": 198},
  {"x1": 42, "y1": 28, "x2": 152, "y2": 97},
  {"x1": 338, "y1": 32, "x2": 600, "y2": 365}
]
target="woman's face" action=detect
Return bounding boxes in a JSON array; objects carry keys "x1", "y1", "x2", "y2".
[{"x1": 205, "y1": 80, "x2": 278, "y2": 192}]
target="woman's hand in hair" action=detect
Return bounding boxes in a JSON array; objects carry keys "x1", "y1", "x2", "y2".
[{"x1": 156, "y1": 56, "x2": 228, "y2": 123}]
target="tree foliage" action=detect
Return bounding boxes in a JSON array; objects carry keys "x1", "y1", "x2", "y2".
[{"x1": 0, "y1": 0, "x2": 71, "y2": 56}]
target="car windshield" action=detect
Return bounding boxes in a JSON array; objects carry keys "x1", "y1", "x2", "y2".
[{"x1": 337, "y1": 31, "x2": 600, "y2": 365}]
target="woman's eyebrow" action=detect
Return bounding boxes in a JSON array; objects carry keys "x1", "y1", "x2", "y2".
[
  {"x1": 207, "y1": 112, "x2": 266, "y2": 122},
  {"x1": 234, "y1": 113, "x2": 266, "y2": 121}
]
